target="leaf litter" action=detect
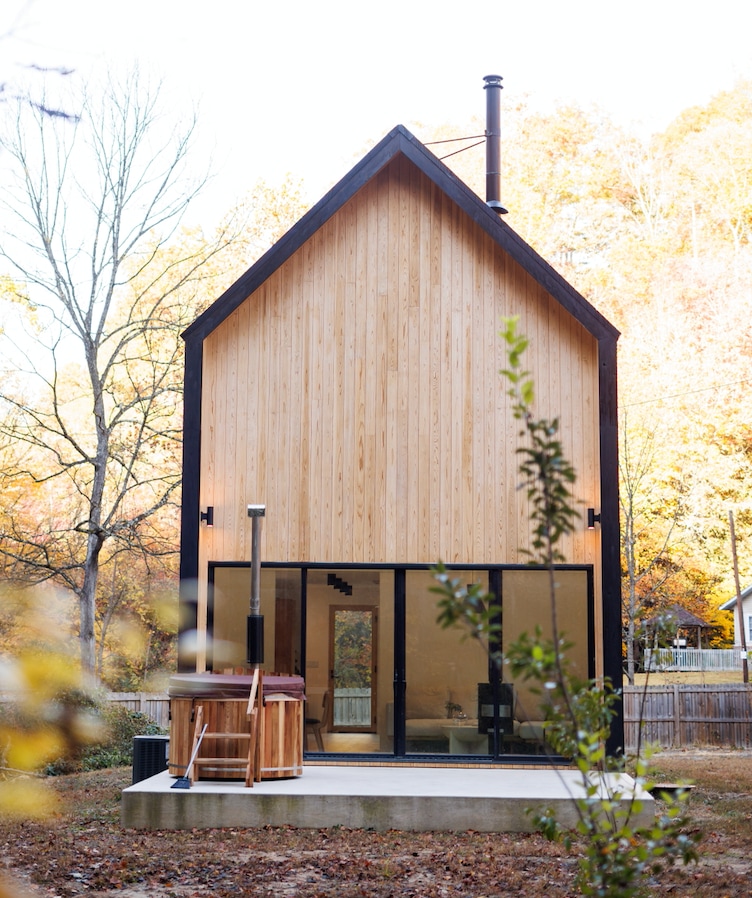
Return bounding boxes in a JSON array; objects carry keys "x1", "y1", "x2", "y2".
[{"x1": 0, "y1": 753, "x2": 751, "y2": 897}]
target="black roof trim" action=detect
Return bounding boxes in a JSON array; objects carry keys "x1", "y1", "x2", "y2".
[{"x1": 182, "y1": 124, "x2": 619, "y2": 345}]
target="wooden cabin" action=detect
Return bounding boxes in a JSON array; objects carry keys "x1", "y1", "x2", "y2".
[{"x1": 179, "y1": 123, "x2": 622, "y2": 760}]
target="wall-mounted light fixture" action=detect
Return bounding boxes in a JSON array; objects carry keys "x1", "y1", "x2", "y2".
[
  {"x1": 200, "y1": 506, "x2": 214, "y2": 527},
  {"x1": 587, "y1": 508, "x2": 601, "y2": 529}
]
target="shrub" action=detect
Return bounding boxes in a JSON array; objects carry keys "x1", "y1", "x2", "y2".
[{"x1": 45, "y1": 703, "x2": 165, "y2": 775}]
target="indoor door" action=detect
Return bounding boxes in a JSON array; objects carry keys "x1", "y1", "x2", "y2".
[{"x1": 329, "y1": 605, "x2": 378, "y2": 731}]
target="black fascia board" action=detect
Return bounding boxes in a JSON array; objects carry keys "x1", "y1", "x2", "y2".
[
  {"x1": 181, "y1": 124, "x2": 619, "y2": 349},
  {"x1": 178, "y1": 335, "x2": 203, "y2": 670},
  {"x1": 181, "y1": 126, "x2": 411, "y2": 346},
  {"x1": 597, "y1": 333, "x2": 624, "y2": 754}
]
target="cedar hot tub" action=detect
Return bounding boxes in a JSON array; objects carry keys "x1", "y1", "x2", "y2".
[{"x1": 168, "y1": 673, "x2": 305, "y2": 780}]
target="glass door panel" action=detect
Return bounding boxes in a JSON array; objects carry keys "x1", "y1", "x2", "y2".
[
  {"x1": 405, "y1": 570, "x2": 490, "y2": 756},
  {"x1": 305, "y1": 569, "x2": 393, "y2": 754},
  {"x1": 209, "y1": 566, "x2": 301, "y2": 675},
  {"x1": 501, "y1": 568, "x2": 591, "y2": 755}
]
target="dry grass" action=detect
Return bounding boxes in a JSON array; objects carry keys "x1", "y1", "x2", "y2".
[{"x1": 632, "y1": 669, "x2": 747, "y2": 686}]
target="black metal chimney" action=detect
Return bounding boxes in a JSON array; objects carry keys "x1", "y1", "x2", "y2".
[
  {"x1": 246, "y1": 503, "x2": 265, "y2": 666},
  {"x1": 483, "y1": 74, "x2": 508, "y2": 215}
]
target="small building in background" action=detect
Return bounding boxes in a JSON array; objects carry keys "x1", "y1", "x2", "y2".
[{"x1": 720, "y1": 586, "x2": 752, "y2": 649}]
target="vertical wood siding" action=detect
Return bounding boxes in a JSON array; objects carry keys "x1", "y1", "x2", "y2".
[{"x1": 199, "y1": 157, "x2": 601, "y2": 568}]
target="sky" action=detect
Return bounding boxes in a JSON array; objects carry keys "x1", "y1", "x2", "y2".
[{"x1": 3, "y1": 0, "x2": 752, "y2": 230}]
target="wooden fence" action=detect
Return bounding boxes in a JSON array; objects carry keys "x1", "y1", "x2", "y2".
[
  {"x1": 107, "y1": 692, "x2": 170, "y2": 730},
  {"x1": 623, "y1": 684, "x2": 752, "y2": 751},
  {"x1": 333, "y1": 688, "x2": 371, "y2": 727},
  {"x1": 106, "y1": 684, "x2": 752, "y2": 753}
]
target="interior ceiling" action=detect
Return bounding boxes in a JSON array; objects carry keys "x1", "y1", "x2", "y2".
[{"x1": 304, "y1": 569, "x2": 382, "y2": 588}]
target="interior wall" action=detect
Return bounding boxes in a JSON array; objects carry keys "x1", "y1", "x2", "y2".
[
  {"x1": 211, "y1": 568, "x2": 279, "y2": 671},
  {"x1": 304, "y1": 569, "x2": 393, "y2": 738},
  {"x1": 405, "y1": 569, "x2": 489, "y2": 719},
  {"x1": 501, "y1": 569, "x2": 591, "y2": 722}
]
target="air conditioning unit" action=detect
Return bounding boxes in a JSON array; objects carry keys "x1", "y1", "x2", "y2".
[{"x1": 132, "y1": 735, "x2": 169, "y2": 784}]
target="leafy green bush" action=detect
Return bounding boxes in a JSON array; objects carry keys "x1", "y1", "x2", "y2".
[{"x1": 45, "y1": 703, "x2": 165, "y2": 775}]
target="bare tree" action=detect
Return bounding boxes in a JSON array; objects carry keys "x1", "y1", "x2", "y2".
[
  {"x1": 620, "y1": 412, "x2": 682, "y2": 683},
  {"x1": 1, "y1": 1, "x2": 77, "y2": 118},
  {"x1": 0, "y1": 69, "x2": 238, "y2": 676}
]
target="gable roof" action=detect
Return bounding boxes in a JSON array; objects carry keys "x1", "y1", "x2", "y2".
[
  {"x1": 660, "y1": 603, "x2": 713, "y2": 630},
  {"x1": 177, "y1": 124, "x2": 625, "y2": 707},
  {"x1": 720, "y1": 585, "x2": 752, "y2": 611},
  {"x1": 182, "y1": 124, "x2": 619, "y2": 347}
]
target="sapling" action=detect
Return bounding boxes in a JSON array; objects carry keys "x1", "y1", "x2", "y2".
[{"x1": 433, "y1": 316, "x2": 699, "y2": 898}]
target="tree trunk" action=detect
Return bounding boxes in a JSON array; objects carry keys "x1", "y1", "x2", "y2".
[
  {"x1": 79, "y1": 541, "x2": 100, "y2": 676},
  {"x1": 80, "y1": 366, "x2": 108, "y2": 678}
]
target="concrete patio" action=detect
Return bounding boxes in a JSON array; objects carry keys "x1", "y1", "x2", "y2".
[{"x1": 122, "y1": 764, "x2": 654, "y2": 832}]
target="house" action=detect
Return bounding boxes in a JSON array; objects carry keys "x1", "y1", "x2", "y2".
[
  {"x1": 177, "y1": 83, "x2": 622, "y2": 761},
  {"x1": 720, "y1": 586, "x2": 752, "y2": 649}
]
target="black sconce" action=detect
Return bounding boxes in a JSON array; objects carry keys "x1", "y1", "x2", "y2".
[
  {"x1": 587, "y1": 508, "x2": 601, "y2": 529},
  {"x1": 200, "y1": 506, "x2": 214, "y2": 527}
]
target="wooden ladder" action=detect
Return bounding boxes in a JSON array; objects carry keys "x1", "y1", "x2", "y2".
[{"x1": 190, "y1": 668, "x2": 262, "y2": 788}]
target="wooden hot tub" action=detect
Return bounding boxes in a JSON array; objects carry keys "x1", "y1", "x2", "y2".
[{"x1": 168, "y1": 673, "x2": 305, "y2": 780}]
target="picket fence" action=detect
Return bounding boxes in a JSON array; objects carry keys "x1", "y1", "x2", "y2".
[
  {"x1": 107, "y1": 683, "x2": 752, "y2": 753},
  {"x1": 643, "y1": 647, "x2": 744, "y2": 672}
]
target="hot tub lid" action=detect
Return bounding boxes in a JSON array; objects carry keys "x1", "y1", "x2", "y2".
[{"x1": 168, "y1": 673, "x2": 305, "y2": 700}]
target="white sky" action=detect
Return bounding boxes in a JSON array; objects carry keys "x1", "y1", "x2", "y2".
[{"x1": 3, "y1": 0, "x2": 752, "y2": 229}]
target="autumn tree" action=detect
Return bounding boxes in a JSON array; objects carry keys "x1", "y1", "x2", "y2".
[
  {"x1": 0, "y1": 70, "x2": 241, "y2": 677},
  {"x1": 422, "y1": 99, "x2": 614, "y2": 273},
  {"x1": 430, "y1": 83, "x2": 752, "y2": 641}
]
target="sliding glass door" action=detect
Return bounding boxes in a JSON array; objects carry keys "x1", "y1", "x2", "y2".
[{"x1": 207, "y1": 562, "x2": 593, "y2": 761}]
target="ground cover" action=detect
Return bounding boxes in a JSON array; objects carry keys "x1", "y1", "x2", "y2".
[
  {"x1": 633, "y1": 670, "x2": 747, "y2": 686},
  {"x1": 1, "y1": 750, "x2": 751, "y2": 897}
]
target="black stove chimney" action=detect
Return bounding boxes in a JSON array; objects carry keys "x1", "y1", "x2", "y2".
[{"x1": 483, "y1": 74, "x2": 508, "y2": 215}]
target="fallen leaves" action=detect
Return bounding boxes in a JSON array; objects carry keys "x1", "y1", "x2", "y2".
[{"x1": 0, "y1": 757, "x2": 751, "y2": 896}]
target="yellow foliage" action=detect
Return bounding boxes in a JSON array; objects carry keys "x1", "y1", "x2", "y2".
[
  {"x1": 152, "y1": 591, "x2": 180, "y2": 635},
  {"x1": 1, "y1": 726, "x2": 66, "y2": 772},
  {"x1": 0, "y1": 591, "x2": 103, "y2": 821},
  {"x1": 0, "y1": 778, "x2": 59, "y2": 821},
  {"x1": 14, "y1": 650, "x2": 81, "y2": 706}
]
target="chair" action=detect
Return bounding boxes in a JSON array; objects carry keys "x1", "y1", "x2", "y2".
[
  {"x1": 305, "y1": 691, "x2": 328, "y2": 751},
  {"x1": 191, "y1": 668, "x2": 262, "y2": 787}
]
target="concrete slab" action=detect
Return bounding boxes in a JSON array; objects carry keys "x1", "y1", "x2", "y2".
[{"x1": 122, "y1": 765, "x2": 655, "y2": 832}]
